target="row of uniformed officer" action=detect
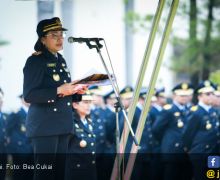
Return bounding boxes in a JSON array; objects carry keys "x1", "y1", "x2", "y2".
[
  {"x1": 182, "y1": 80, "x2": 220, "y2": 180},
  {"x1": 5, "y1": 95, "x2": 33, "y2": 180}
]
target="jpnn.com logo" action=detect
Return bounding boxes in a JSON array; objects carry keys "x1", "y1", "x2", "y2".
[{"x1": 207, "y1": 156, "x2": 220, "y2": 179}]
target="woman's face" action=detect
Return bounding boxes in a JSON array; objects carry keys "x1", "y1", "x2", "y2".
[
  {"x1": 73, "y1": 100, "x2": 92, "y2": 118},
  {"x1": 41, "y1": 30, "x2": 65, "y2": 53}
]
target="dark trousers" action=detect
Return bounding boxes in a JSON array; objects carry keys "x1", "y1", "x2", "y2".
[
  {"x1": 191, "y1": 158, "x2": 207, "y2": 180},
  {"x1": 163, "y1": 161, "x2": 192, "y2": 180},
  {"x1": 131, "y1": 154, "x2": 151, "y2": 180},
  {"x1": 150, "y1": 154, "x2": 163, "y2": 180},
  {"x1": 0, "y1": 154, "x2": 7, "y2": 180},
  {"x1": 12, "y1": 154, "x2": 34, "y2": 180},
  {"x1": 31, "y1": 134, "x2": 69, "y2": 180}
]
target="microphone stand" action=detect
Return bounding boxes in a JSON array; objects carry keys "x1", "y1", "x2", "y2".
[
  {"x1": 84, "y1": 39, "x2": 138, "y2": 146},
  {"x1": 75, "y1": 39, "x2": 138, "y2": 180}
]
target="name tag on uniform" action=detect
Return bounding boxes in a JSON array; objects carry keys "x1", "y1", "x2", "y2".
[
  {"x1": 47, "y1": 63, "x2": 56, "y2": 67},
  {"x1": 76, "y1": 128, "x2": 84, "y2": 132}
]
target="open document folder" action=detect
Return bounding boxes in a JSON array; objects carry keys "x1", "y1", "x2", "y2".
[{"x1": 71, "y1": 73, "x2": 115, "y2": 86}]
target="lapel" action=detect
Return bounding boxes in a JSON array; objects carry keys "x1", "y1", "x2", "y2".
[{"x1": 78, "y1": 119, "x2": 93, "y2": 134}]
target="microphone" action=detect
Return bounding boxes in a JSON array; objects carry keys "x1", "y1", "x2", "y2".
[{"x1": 68, "y1": 37, "x2": 104, "y2": 43}]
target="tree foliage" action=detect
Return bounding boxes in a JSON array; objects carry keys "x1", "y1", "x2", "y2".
[{"x1": 124, "y1": 0, "x2": 220, "y2": 85}]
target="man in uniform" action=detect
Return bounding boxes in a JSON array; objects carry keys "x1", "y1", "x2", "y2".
[
  {"x1": 102, "y1": 90, "x2": 116, "y2": 180},
  {"x1": 182, "y1": 80, "x2": 220, "y2": 180},
  {"x1": 103, "y1": 89, "x2": 116, "y2": 153},
  {"x1": 6, "y1": 95, "x2": 33, "y2": 180},
  {"x1": 148, "y1": 87, "x2": 166, "y2": 180},
  {"x1": 118, "y1": 86, "x2": 135, "y2": 153},
  {"x1": 0, "y1": 88, "x2": 7, "y2": 180},
  {"x1": 152, "y1": 83, "x2": 193, "y2": 180}
]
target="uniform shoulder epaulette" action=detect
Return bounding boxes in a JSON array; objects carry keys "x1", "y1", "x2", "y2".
[
  {"x1": 32, "y1": 51, "x2": 42, "y2": 56},
  {"x1": 190, "y1": 105, "x2": 198, "y2": 112},
  {"x1": 163, "y1": 104, "x2": 172, "y2": 110}
]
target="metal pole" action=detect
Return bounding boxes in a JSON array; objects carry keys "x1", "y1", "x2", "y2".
[
  {"x1": 111, "y1": 0, "x2": 165, "y2": 179},
  {"x1": 124, "y1": 0, "x2": 179, "y2": 179}
]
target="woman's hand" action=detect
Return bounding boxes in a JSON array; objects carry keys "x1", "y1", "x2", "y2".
[{"x1": 57, "y1": 83, "x2": 88, "y2": 97}]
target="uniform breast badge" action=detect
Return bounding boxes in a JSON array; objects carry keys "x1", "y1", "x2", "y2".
[
  {"x1": 53, "y1": 74, "x2": 60, "y2": 81},
  {"x1": 80, "y1": 139, "x2": 87, "y2": 148},
  {"x1": 177, "y1": 119, "x2": 184, "y2": 128},
  {"x1": 206, "y1": 121, "x2": 212, "y2": 130}
]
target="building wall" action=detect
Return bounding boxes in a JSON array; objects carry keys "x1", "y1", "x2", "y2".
[{"x1": 0, "y1": 0, "x2": 174, "y2": 112}]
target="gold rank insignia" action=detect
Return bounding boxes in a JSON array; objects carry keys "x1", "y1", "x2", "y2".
[
  {"x1": 80, "y1": 140, "x2": 87, "y2": 148},
  {"x1": 206, "y1": 121, "x2": 212, "y2": 130},
  {"x1": 177, "y1": 119, "x2": 184, "y2": 128},
  {"x1": 174, "y1": 112, "x2": 180, "y2": 116},
  {"x1": 47, "y1": 63, "x2": 56, "y2": 67},
  {"x1": 163, "y1": 104, "x2": 172, "y2": 110},
  {"x1": 190, "y1": 106, "x2": 198, "y2": 112},
  {"x1": 181, "y1": 83, "x2": 188, "y2": 90},
  {"x1": 32, "y1": 51, "x2": 42, "y2": 56},
  {"x1": 204, "y1": 80, "x2": 211, "y2": 87},
  {"x1": 20, "y1": 125, "x2": 26, "y2": 132},
  {"x1": 53, "y1": 74, "x2": 60, "y2": 81}
]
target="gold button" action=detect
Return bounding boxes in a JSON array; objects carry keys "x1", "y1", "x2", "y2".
[
  {"x1": 48, "y1": 100, "x2": 51, "y2": 103},
  {"x1": 60, "y1": 69, "x2": 63, "y2": 72},
  {"x1": 64, "y1": 80, "x2": 67, "y2": 83},
  {"x1": 77, "y1": 164, "x2": 80, "y2": 168},
  {"x1": 53, "y1": 108, "x2": 57, "y2": 112},
  {"x1": 53, "y1": 69, "x2": 56, "y2": 72},
  {"x1": 91, "y1": 143, "x2": 94, "y2": 146},
  {"x1": 67, "y1": 102, "x2": 71, "y2": 106},
  {"x1": 51, "y1": 100, "x2": 54, "y2": 102},
  {"x1": 92, "y1": 161, "x2": 95, "y2": 164}
]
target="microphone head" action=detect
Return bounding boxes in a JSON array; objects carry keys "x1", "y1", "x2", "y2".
[{"x1": 68, "y1": 37, "x2": 74, "y2": 43}]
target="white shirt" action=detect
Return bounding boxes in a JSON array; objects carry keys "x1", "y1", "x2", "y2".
[
  {"x1": 198, "y1": 101, "x2": 211, "y2": 112},
  {"x1": 81, "y1": 118, "x2": 88, "y2": 126},
  {"x1": 173, "y1": 101, "x2": 185, "y2": 111},
  {"x1": 152, "y1": 104, "x2": 163, "y2": 112},
  {"x1": 137, "y1": 102, "x2": 143, "y2": 111}
]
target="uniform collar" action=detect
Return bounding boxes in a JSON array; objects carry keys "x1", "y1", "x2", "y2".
[
  {"x1": 137, "y1": 102, "x2": 143, "y2": 110},
  {"x1": 173, "y1": 101, "x2": 185, "y2": 111},
  {"x1": 198, "y1": 101, "x2": 211, "y2": 112},
  {"x1": 21, "y1": 105, "x2": 29, "y2": 114},
  {"x1": 42, "y1": 48, "x2": 61, "y2": 61},
  {"x1": 152, "y1": 104, "x2": 163, "y2": 112},
  {"x1": 81, "y1": 118, "x2": 88, "y2": 126},
  {"x1": 106, "y1": 104, "x2": 115, "y2": 112}
]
